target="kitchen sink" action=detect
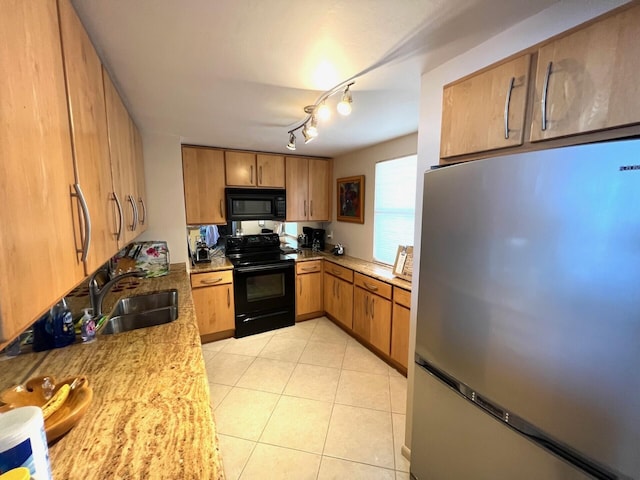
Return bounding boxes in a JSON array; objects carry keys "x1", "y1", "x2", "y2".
[{"x1": 99, "y1": 289, "x2": 179, "y2": 335}]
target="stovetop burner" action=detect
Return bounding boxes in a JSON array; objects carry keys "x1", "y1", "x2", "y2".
[{"x1": 225, "y1": 233, "x2": 293, "y2": 267}]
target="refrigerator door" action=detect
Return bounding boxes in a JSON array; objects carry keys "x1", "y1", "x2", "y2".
[
  {"x1": 411, "y1": 364, "x2": 591, "y2": 480},
  {"x1": 415, "y1": 140, "x2": 640, "y2": 477}
]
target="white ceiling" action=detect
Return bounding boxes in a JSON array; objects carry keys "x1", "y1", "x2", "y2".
[{"x1": 71, "y1": 0, "x2": 557, "y2": 157}]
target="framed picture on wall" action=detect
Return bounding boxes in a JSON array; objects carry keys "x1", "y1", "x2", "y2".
[{"x1": 337, "y1": 175, "x2": 365, "y2": 223}]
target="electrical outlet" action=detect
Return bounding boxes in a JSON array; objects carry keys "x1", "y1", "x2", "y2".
[{"x1": 327, "y1": 231, "x2": 333, "y2": 239}]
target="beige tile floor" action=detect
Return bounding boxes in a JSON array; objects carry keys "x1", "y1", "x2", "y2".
[{"x1": 202, "y1": 316, "x2": 410, "y2": 480}]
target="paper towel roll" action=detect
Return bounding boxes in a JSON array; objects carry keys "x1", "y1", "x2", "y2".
[{"x1": 0, "y1": 407, "x2": 52, "y2": 480}]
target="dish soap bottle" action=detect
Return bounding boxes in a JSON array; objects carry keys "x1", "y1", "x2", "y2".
[
  {"x1": 80, "y1": 308, "x2": 96, "y2": 343},
  {"x1": 50, "y1": 299, "x2": 76, "y2": 348}
]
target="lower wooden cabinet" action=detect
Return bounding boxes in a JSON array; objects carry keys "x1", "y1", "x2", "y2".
[
  {"x1": 391, "y1": 287, "x2": 411, "y2": 369},
  {"x1": 296, "y1": 260, "x2": 323, "y2": 320},
  {"x1": 191, "y1": 270, "x2": 235, "y2": 338},
  {"x1": 323, "y1": 262, "x2": 354, "y2": 329},
  {"x1": 353, "y1": 273, "x2": 392, "y2": 355}
]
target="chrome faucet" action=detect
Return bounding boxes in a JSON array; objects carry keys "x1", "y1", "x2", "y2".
[{"x1": 88, "y1": 268, "x2": 145, "y2": 317}]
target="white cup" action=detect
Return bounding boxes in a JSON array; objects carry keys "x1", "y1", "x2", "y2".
[{"x1": 0, "y1": 407, "x2": 52, "y2": 479}]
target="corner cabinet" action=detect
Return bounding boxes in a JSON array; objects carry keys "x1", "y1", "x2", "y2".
[
  {"x1": 225, "y1": 151, "x2": 285, "y2": 188},
  {"x1": 182, "y1": 147, "x2": 227, "y2": 225},
  {"x1": 530, "y1": 5, "x2": 640, "y2": 142},
  {"x1": 353, "y1": 273, "x2": 392, "y2": 355},
  {"x1": 285, "y1": 157, "x2": 330, "y2": 221},
  {"x1": 0, "y1": 0, "x2": 85, "y2": 346},
  {"x1": 296, "y1": 261, "x2": 323, "y2": 320},
  {"x1": 191, "y1": 270, "x2": 235, "y2": 341},
  {"x1": 440, "y1": 54, "x2": 531, "y2": 158},
  {"x1": 323, "y1": 262, "x2": 354, "y2": 330}
]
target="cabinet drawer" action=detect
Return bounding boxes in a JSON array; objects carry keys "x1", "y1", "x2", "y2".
[
  {"x1": 324, "y1": 261, "x2": 354, "y2": 283},
  {"x1": 296, "y1": 260, "x2": 322, "y2": 274},
  {"x1": 394, "y1": 287, "x2": 411, "y2": 308},
  {"x1": 191, "y1": 270, "x2": 233, "y2": 288},
  {"x1": 354, "y1": 273, "x2": 392, "y2": 300}
]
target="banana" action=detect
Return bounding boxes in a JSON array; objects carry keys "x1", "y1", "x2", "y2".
[{"x1": 41, "y1": 383, "x2": 70, "y2": 420}]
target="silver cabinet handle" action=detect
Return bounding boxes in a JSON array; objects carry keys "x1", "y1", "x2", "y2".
[
  {"x1": 299, "y1": 278, "x2": 302, "y2": 295},
  {"x1": 227, "y1": 287, "x2": 230, "y2": 308},
  {"x1": 250, "y1": 165, "x2": 254, "y2": 184},
  {"x1": 219, "y1": 199, "x2": 224, "y2": 218},
  {"x1": 202, "y1": 277, "x2": 223, "y2": 285},
  {"x1": 113, "y1": 192, "x2": 123, "y2": 241},
  {"x1": 304, "y1": 200, "x2": 307, "y2": 217},
  {"x1": 72, "y1": 183, "x2": 91, "y2": 262},
  {"x1": 332, "y1": 269, "x2": 341, "y2": 277},
  {"x1": 310, "y1": 200, "x2": 313, "y2": 217},
  {"x1": 364, "y1": 282, "x2": 378, "y2": 292},
  {"x1": 364, "y1": 294, "x2": 368, "y2": 316},
  {"x1": 259, "y1": 165, "x2": 263, "y2": 184},
  {"x1": 126, "y1": 195, "x2": 136, "y2": 231},
  {"x1": 541, "y1": 61, "x2": 552, "y2": 131},
  {"x1": 504, "y1": 76, "x2": 515, "y2": 139},
  {"x1": 138, "y1": 197, "x2": 147, "y2": 225},
  {"x1": 371, "y1": 297, "x2": 375, "y2": 318}
]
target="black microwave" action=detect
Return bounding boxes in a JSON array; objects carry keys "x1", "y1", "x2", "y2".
[{"x1": 225, "y1": 188, "x2": 286, "y2": 221}]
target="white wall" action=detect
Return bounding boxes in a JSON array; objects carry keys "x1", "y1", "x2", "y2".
[
  {"x1": 405, "y1": 0, "x2": 629, "y2": 456},
  {"x1": 328, "y1": 132, "x2": 419, "y2": 261},
  {"x1": 138, "y1": 132, "x2": 188, "y2": 264}
]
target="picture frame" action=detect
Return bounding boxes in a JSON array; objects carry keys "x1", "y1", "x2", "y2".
[
  {"x1": 392, "y1": 245, "x2": 414, "y2": 281},
  {"x1": 337, "y1": 175, "x2": 365, "y2": 223}
]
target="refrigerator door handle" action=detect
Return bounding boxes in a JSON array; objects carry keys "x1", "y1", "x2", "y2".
[{"x1": 414, "y1": 354, "x2": 627, "y2": 480}]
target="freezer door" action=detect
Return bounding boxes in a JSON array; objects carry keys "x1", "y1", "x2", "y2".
[
  {"x1": 416, "y1": 139, "x2": 640, "y2": 477},
  {"x1": 410, "y1": 365, "x2": 592, "y2": 480}
]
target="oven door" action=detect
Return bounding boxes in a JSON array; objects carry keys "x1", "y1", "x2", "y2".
[{"x1": 233, "y1": 263, "x2": 295, "y2": 337}]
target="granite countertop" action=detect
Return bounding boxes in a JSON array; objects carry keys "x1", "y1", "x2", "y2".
[
  {"x1": 189, "y1": 255, "x2": 234, "y2": 274},
  {"x1": 287, "y1": 250, "x2": 413, "y2": 291},
  {"x1": 0, "y1": 264, "x2": 224, "y2": 479}
]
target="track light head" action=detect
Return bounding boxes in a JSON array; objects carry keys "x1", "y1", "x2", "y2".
[
  {"x1": 337, "y1": 85, "x2": 352, "y2": 116},
  {"x1": 302, "y1": 125, "x2": 315, "y2": 144},
  {"x1": 286, "y1": 132, "x2": 296, "y2": 151},
  {"x1": 306, "y1": 115, "x2": 318, "y2": 138},
  {"x1": 316, "y1": 102, "x2": 331, "y2": 121}
]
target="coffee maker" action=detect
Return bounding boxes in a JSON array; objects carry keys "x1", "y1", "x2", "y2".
[{"x1": 302, "y1": 227, "x2": 325, "y2": 250}]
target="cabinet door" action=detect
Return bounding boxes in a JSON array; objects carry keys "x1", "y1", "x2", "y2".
[
  {"x1": 440, "y1": 54, "x2": 531, "y2": 158},
  {"x1": 285, "y1": 156, "x2": 309, "y2": 221},
  {"x1": 103, "y1": 68, "x2": 137, "y2": 246},
  {"x1": 131, "y1": 121, "x2": 148, "y2": 233},
  {"x1": 353, "y1": 287, "x2": 371, "y2": 341},
  {"x1": 370, "y1": 295, "x2": 392, "y2": 355},
  {"x1": 192, "y1": 283, "x2": 235, "y2": 336},
  {"x1": 391, "y1": 302, "x2": 410, "y2": 369},
  {"x1": 296, "y1": 272, "x2": 323, "y2": 316},
  {"x1": 58, "y1": 0, "x2": 118, "y2": 273},
  {"x1": 323, "y1": 273, "x2": 353, "y2": 329},
  {"x1": 225, "y1": 151, "x2": 256, "y2": 186},
  {"x1": 257, "y1": 154, "x2": 285, "y2": 188},
  {"x1": 308, "y1": 159, "x2": 330, "y2": 221},
  {"x1": 530, "y1": 5, "x2": 640, "y2": 141},
  {"x1": 0, "y1": 0, "x2": 85, "y2": 345},
  {"x1": 182, "y1": 147, "x2": 226, "y2": 224}
]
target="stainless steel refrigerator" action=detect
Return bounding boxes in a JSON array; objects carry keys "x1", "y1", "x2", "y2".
[{"x1": 411, "y1": 139, "x2": 640, "y2": 479}]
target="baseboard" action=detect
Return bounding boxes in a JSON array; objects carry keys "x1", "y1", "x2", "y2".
[{"x1": 401, "y1": 444, "x2": 411, "y2": 462}]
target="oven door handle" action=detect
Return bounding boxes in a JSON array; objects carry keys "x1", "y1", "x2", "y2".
[{"x1": 235, "y1": 264, "x2": 293, "y2": 274}]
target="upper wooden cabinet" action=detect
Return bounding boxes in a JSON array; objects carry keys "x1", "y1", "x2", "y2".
[
  {"x1": 285, "y1": 157, "x2": 330, "y2": 221},
  {"x1": 0, "y1": 0, "x2": 85, "y2": 346},
  {"x1": 182, "y1": 147, "x2": 226, "y2": 225},
  {"x1": 440, "y1": 54, "x2": 531, "y2": 158},
  {"x1": 530, "y1": 5, "x2": 640, "y2": 142},
  {"x1": 58, "y1": 0, "x2": 118, "y2": 273},
  {"x1": 225, "y1": 151, "x2": 285, "y2": 188}
]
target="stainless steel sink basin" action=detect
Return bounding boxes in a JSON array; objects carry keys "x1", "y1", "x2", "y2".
[{"x1": 99, "y1": 289, "x2": 179, "y2": 335}]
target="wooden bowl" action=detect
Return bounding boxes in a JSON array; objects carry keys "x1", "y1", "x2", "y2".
[{"x1": 0, "y1": 375, "x2": 93, "y2": 444}]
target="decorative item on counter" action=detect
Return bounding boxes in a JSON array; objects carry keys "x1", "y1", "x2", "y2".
[
  {"x1": 0, "y1": 376, "x2": 93, "y2": 445},
  {"x1": 111, "y1": 241, "x2": 170, "y2": 277},
  {"x1": 392, "y1": 245, "x2": 413, "y2": 281},
  {"x1": 332, "y1": 243, "x2": 345, "y2": 256},
  {"x1": 79, "y1": 308, "x2": 96, "y2": 343},
  {"x1": 0, "y1": 406, "x2": 52, "y2": 479}
]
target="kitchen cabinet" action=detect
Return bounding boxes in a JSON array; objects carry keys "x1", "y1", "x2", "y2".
[
  {"x1": 440, "y1": 54, "x2": 531, "y2": 158},
  {"x1": 0, "y1": 0, "x2": 85, "y2": 346},
  {"x1": 323, "y1": 262, "x2": 353, "y2": 330},
  {"x1": 103, "y1": 68, "x2": 140, "y2": 246},
  {"x1": 530, "y1": 5, "x2": 640, "y2": 142},
  {"x1": 182, "y1": 146, "x2": 226, "y2": 225},
  {"x1": 191, "y1": 270, "x2": 235, "y2": 338},
  {"x1": 285, "y1": 157, "x2": 330, "y2": 221},
  {"x1": 296, "y1": 261, "x2": 323, "y2": 320},
  {"x1": 391, "y1": 287, "x2": 411, "y2": 369},
  {"x1": 353, "y1": 273, "x2": 392, "y2": 355},
  {"x1": 225, "y1": 151, "x2": 285, "y2": 188},
  {"x1": 58, "y1": 0, "x2": 119, "y2": 274}
]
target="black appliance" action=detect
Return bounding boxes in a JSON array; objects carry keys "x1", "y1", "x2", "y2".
[
  {"x1": 301, "y1": 227, "x2": 325, "y2": 250},
  {"x1": 225, "y1": 188, "x2": 286, "y2": 221},
  {"x1": 226, "y1": 233, "x2": 295, "y2": 338}
]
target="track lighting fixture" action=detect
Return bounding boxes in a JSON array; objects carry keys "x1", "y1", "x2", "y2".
[
  {"x1": 286, "y1": 132, "x2": 296, "y2": 151},
  {"x1": 337, "y1": 85, "x2": 353, "y2": 116},
  {"x1": 286, "y1": 81, "x2": 355, "y2": 150}
]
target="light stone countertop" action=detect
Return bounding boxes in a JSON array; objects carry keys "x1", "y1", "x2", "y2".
[{"x1": 0, "y1": 264, "x2": 224, "y2": 479}]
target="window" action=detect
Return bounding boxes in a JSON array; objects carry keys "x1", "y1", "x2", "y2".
[{"x1": 373, "y1": 155, "x2": 417, "y2": 265}]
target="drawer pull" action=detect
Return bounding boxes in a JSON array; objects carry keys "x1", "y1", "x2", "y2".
[
  {"x1": 332, "y1": 269, "x2": 342, "y2": 276},
  {"x1": 364, "y1": 282, "x2": 378, "y2": 292},
  {"x1": 201, "y1": 277, "x2": 223, "y2": 285},
  {"x1": 301, "y1": 266, "x2": 316, "y2": 272}
]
